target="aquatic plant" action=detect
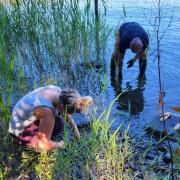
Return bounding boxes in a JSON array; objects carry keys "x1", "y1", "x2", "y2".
[
  {"x1": 0, "y1": 0, "x2": 110, "y2": 84},
  {"x1": 0, "y1": 5, "x2": 14, "y2": 129}
]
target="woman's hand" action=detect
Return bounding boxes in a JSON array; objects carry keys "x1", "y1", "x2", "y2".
[
  {"x1": 54, "y1": 140, "x2": 65, "y2": 149},
  {"x1": 73, "y1": 128, "x2": 80, "y2": 140},
  {"x1": 66, "y1": 115, "x2": 81, "y2": 140}
]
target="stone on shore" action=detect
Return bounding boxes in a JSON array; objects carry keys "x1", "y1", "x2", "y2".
[
  {"x1": 72, "y1": 113, "x2": 91, "y2": 128},
  {"x1": 145, "y1": 113, "x2": 180, "y2": 140}
]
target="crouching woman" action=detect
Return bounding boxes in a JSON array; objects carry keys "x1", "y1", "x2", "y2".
[{"x1": 9, "y1": 85, "x2": 93, "y2": 151}]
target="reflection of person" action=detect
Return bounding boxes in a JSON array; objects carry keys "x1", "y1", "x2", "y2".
[
  {"x1": 111, "y1": 73, "x2": 146, "y2": 115},
  {"x1": 111, "y1": 22, "x2": 149, "y2": 78},
  {"x1": 9, "y1": 85, "x2": 93, "y2": 151}
]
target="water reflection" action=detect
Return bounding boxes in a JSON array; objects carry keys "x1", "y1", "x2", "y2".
[{"x1": 111, "y1": 73, "x2": 146, "y2": 115}]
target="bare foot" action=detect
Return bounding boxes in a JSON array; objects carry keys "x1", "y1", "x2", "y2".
[{"x1": 55, "y1": 140, "x2": 65, "y2": 149}]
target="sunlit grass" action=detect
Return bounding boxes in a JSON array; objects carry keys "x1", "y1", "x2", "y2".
[
  {"x1": 0, "y1": 97, "x2": 132, "y2": 179},
  {"x1": 53, "y1": 94, "x2": 132, "y2": 179}
]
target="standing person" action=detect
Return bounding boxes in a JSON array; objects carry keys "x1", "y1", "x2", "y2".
[
  {"x1": 111, "y1": 22, "x2": 149, "y2": 78},
  {"x1": 9, "y1": 85, "x2": 93, "y2": 151}
]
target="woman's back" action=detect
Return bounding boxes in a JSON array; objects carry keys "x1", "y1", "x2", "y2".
[{"x1": 9, "y1": 85, "x2": 62, "y2": 136}]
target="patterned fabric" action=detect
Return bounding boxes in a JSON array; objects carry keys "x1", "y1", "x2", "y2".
[{"x1": 9, "y1": 85, "x2": 61, "y2": 136}]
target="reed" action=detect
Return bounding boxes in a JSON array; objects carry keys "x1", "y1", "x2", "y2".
[
  {"x1": 0, "y1": 6, "x2": 14, "y2": 129},
  {"x1": 0, "y1": 0, "x2": 110, "y2": 84},
  {"x1": 53, "y1": 94, "x2": 132, "y2": 179}
]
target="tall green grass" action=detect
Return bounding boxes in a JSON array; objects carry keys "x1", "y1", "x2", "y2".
[
  {"x1": 0, "y1": 3, "x2": 29, "y2": 128},
  {"x1": 0, "y1": 4, "x2": 14, "y2": 129},
  {"x1": 0, "y1": 96, "x2": 132, "y2": 179},
  {"x1": 0, "y1": 0, "x2": 110, "y2": 83},
  {"x1": 53, "y1": 95, "x2": 132, "y2": 179}
]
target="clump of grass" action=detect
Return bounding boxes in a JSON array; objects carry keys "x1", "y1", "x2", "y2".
[
  {"x1": 54, "y1": 98, "x2": 132, "y2": 179},
  {"x1": 0, "y1": 5, "x2": 29, "y2": 128},
  {"x1": 0, "y1": 95, "x2": 132, "y2": 179},
  {"x1": 0, "y1": 0, "x2": 110, "y2": 84},
  {"x1": 0, "y1": 8, "x2": 14, "y2": 129},
  {"x1": 34, "y1": 151, "x2": 55, "y2": 179}
]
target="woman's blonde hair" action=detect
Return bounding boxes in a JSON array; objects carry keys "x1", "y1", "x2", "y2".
[{"x1": 59, "y1": 88, "x2": 81, "y2": 114}]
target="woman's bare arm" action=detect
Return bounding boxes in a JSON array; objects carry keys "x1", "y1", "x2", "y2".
[{"x1": 66, "y1": 114, "x2": 80, "y2": 140}]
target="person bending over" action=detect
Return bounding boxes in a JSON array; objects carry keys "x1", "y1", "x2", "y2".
[
  {"x1": 9, "y1": 85, "x2": 93, "y2": 151},
  {"x1": 111, "y1": 22, "x2": 149, "y2": 78}
]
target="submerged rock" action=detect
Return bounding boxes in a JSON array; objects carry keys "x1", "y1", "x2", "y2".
[
  {"x1": 72, "y1": 113, "x2": 91, "y2": 128},
  {"x1": 145, "y1": 113, "x2": 180, "y2": 140}
]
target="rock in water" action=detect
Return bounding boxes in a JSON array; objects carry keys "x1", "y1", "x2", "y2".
[
  {"x1": 72, "y1": 113, "x2": 91, "y2": 128},
  {"x1": 145, "y1": 113, "x2": 180, "y2": 140}
]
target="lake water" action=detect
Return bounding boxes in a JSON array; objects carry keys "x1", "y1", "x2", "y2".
[{"x1": 92, "y1": 0, "x2": 180, "y2": 136}]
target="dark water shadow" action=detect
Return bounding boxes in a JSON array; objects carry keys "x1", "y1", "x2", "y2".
[{"x1": 111, "y1": 72, "x2": 146, "y2": 116}]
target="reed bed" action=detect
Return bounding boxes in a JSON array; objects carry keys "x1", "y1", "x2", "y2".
[{"x1": 0, "y1": 0, "x2": 110, "y2": 84}]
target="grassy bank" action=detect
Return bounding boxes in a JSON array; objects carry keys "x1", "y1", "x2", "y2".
[{"x1": 0, "y1": 102, "x2": 132, "y2": 179}]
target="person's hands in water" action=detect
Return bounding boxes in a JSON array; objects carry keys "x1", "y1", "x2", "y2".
[{"x1": 127, "y1": 59, "x2": 135, "y2": 68}]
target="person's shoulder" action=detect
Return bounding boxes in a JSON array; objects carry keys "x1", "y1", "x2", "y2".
[{"x1": 120, "y1": 22, "x2": 139, "y2": 29}]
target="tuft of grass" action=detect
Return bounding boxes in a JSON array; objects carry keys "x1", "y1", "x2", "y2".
[
  {"x1": 34, "y1": 151, "x2": 55, "y2": 180},
  {"x1": 0, "y1": 0, "x2": 111, "y2": 84},
  {"x1": 0, "y1": 95, "x2": 132, "y2": 179},
  {"x1": 0, "y1": 10, "x2": 14, "y2": 129},
  {"x1": 53, "y1": 95, "x2": 132, "y2": 179}
]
